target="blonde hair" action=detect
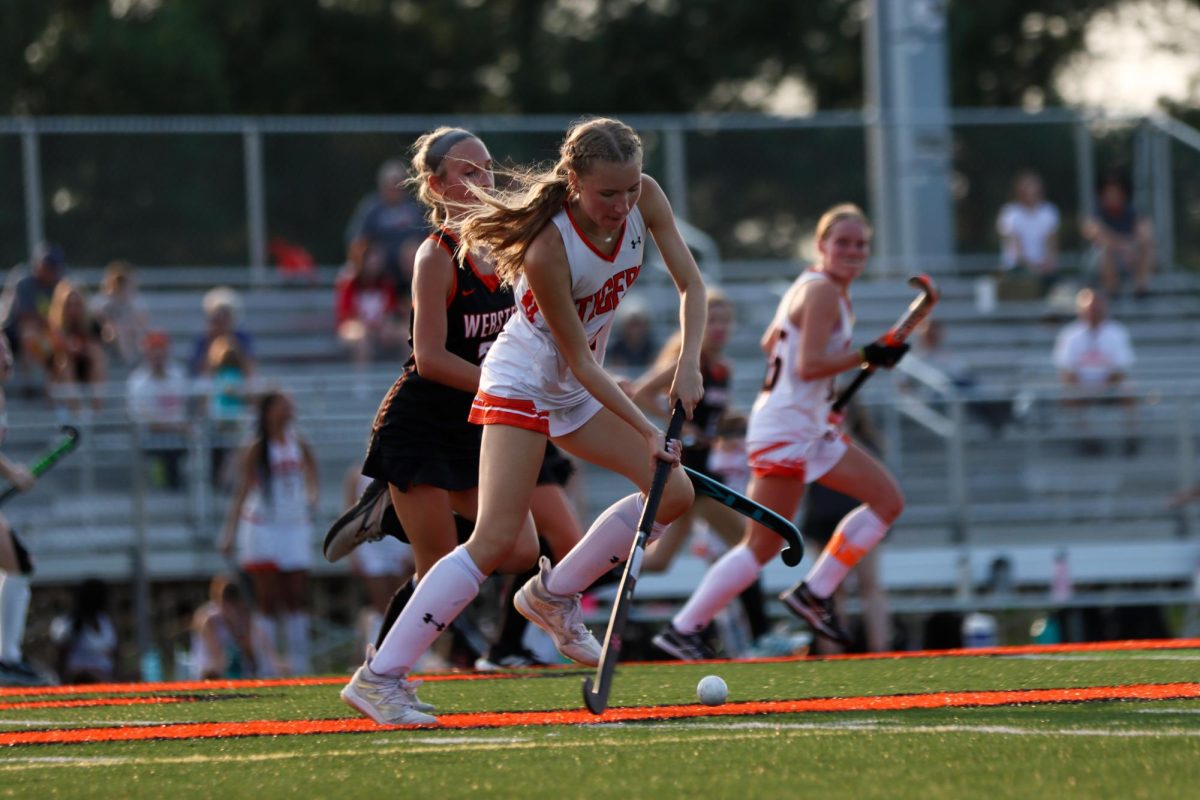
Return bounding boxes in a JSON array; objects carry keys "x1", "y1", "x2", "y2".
[
  {"x1": 459, "y1": 117, "x2": 643, "y2": 286},
  {"x1": 814, "y1": 203, "x2": 871, "y2": 248},
  {"x1": 47, "y1": 281, "x2": 90, "y2": 334},
  {"x1": 408, "y1": 127, "x2": 481, "y2": 228}
]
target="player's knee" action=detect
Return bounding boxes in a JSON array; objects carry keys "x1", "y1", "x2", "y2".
[
  {"x1": 874, "y1": 487, "x2": 904, "y2": 525},
  {"x1": 656, "y1": 471, "x2": 695, "y2": 523}
]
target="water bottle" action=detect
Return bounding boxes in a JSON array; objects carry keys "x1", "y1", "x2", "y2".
[
  {"x1": 140, "y1": 648, "x2": 164, "y2": 682},
  {"x1": 962, "y1": 612, "x2": 999, "y2": 648}
]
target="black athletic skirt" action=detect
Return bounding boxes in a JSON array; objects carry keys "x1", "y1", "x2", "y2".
[{"x1": 363, "y1": 370, "x2": 576, "y2": 493}]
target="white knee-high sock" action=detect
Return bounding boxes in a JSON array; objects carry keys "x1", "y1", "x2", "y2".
[
  {"x1": 252, "y1": 612, "x2": 280, "y2": 676},
  {"x1": 285, "y1": 612, "x2": 311, "y2": 676},
  {"x1": 545, "y1": 494, "x2": 667, "y2": 596},
  {"x1": 0, "y1": 573, "x2": 31, "y2": 663},
  {"x1": 370, "y1": 545, "x2": 485, "y2": 676},
  {"x1": 804, "y1": 505, "x2": 890, "y2": 598},
  {"x1": 671, "y1": 545, "x2": 761, "y2": 635}
]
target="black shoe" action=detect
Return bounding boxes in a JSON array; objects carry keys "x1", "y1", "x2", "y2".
[
  {"x1": 652, "y1": 625, "x2": 716, "y2": 662},
  {"x1": 323, "y1": 478, "x2": 389, "y2": 562},
  {"x1": 0, "y1": 660, "x2": 47, "y2": 686},
  {"x1": 779, "y1": 582, "x2": 852, "y2": 646}
]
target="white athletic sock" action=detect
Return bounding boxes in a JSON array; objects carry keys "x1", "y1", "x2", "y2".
[
  {"x1": 253, "y1": 612, "x2": 280, "y2": 675},
  {"x1": 285, "y1": 612, "x2": 311, "y2": 676},
  {"x1": 370, "y1": 545, "x2": 485, "y2": 675},
  {"x1": 0, "y1": 573, "x2": 31, "y2": 663},
  {"x1": 544, "y1": 494, "x2": 667, "y2": 596},
  {"x1": 804, "y1": 505, "x2": 890, "y2": 598},
  {"x1": 671, "y1": 545, "x2": 761, "y2": 635}
]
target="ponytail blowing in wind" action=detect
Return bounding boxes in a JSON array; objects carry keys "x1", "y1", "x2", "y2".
[{"x1": 458, "y1": 117, "x2": 643, "y2": 286}]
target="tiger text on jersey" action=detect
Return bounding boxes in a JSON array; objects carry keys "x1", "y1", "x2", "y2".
[{"x1": 575, "y1": 266, "x2": 640, "y2": 323}]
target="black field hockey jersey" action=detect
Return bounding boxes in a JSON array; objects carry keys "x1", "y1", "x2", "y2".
[{"x1": 399, "y1": 230, "x2": 515, "y2": 397}]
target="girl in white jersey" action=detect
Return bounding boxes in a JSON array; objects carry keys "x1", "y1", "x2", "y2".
[
  {"x1": 340, "y1": 117, "x2": 706, "y2": 726},
  {"x1": 654, "y1": 204, "x2": 909, "y2": 660},
  {"x1": 218, "y1": 391, "x2": 318, "y2": 675}
]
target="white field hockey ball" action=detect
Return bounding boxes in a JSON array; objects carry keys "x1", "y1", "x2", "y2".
[{"x1": 697, "y1": 675, "x2": 728, "y2": 706}]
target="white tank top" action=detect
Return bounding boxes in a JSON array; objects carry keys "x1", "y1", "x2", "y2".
[
  {"x1": 747, "y1": 270, "x2": 854, "y2": 445},
  {"x1": 482, "y1": 203, "x2": 646, "y2": 409},
  {"x1": 239, "y1": 429, "x2": 309, "y2": 525}
]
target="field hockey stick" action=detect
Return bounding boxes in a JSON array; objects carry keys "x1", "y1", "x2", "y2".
[
  {"x1": 0, "y1": 425, "x2": 81, "y2": 506},
  {"x1": 832, "y1": 274, "x2": 939, "y2": 414},
  {"x1": 683, "y1": 466, "x2": 804, "y2": 566},
  {"x1": 583, "y1": 401, "x2": 687, "y2": 715}
]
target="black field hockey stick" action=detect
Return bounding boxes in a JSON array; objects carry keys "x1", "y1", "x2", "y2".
[
  {"x1": 832, "y1": 274, "x2": 939, "y2": 414},
  {"x1": 0, "y1": 425, "x2": 80, "y2": 506},
  {"x1": 684, "y1": 466, "x2": 804, "y2": 566},
  {"x1": 583, "y1": 402, "x2": 687, "y2": 715}
]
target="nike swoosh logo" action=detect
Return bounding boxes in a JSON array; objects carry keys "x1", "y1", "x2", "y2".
[{"x1": 462, "y1": 289, "x2": 475, "y2": 296}]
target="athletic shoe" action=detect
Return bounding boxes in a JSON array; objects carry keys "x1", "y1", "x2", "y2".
[
  {"x1": 0, "y1": 660, "x2": 49, "y2": 687},
  {"x1": 651, "y1": 625, "x2": 716, "y2": 661},
  {"x1": 779, "y1": 582, "x2": 852, "y2": 645},
  {"x1": 340, "y1": 660, "x2": 437, "y2": 726},
  {"x1": 323, "y1": 478, "x2": 389, "y2": 562},
  {"x1": 474, "y1": 648, "x2": 548, "y2": 672},
  {"x1": 363, "y1": 645, "x2": 434, "y2": 712},
  {"x1": 514, "y1": 556, "x2": 602, "y2": 667}
]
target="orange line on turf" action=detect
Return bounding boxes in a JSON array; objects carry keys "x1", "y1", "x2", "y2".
[
  {"x1": 1, "y1": 682, "x2": 1197, "y2": 745},
  {"x1": 1, "y1": 639, "x2": 1196, "y2": 701},
  {"x1": 0, "y1": 696, "x2": 191, "y2": 711}
]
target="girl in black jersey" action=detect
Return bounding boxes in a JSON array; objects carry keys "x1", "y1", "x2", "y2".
[{"x1": 338, "y1": 129, "x2": 584, "y2": 722}]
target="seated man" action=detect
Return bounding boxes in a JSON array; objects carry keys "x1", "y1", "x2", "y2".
[{"x1": 1081, "y1": 171, "x2": 1155, "y2": 299}]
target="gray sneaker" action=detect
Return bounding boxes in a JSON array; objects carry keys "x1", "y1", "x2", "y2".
[
  {"x1": 324, "y1": 478, "x2": 389, "y2": 562},
  {"x1": 514, "y1": 556, "x2": 601, "y2": 667},
  {"x1": 363, "y1": 644, "x2": 434, "y2": 712},
  {"x1": 340, "y1": 660, "x2": 437, "y2": 726}
]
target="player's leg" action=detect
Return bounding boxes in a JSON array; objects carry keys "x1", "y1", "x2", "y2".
[
  {"x1": 343, "y1": 425, "x2": 542, "y2": 724},
  {"x1": 657, "y1": 473, "x2": 803, "y2": 660},
  {"x1": 696, "y1": 496, "x2": 771, "y2": 641},
  {"x1": 0, "y1": 520, "x2": 33, "y2": 677},
  {"x1": 246, "y1": 568, "x2": 283, "y2": 672},
  {"x1": 279, "y1": 569, "x2": 311, "y2": 675},
  {"x1": 642, "y1": 506, "x2": 694, "y2": 573},
  {"x1": 781, "y1": 442, "x2": 903, "y2": 644}
]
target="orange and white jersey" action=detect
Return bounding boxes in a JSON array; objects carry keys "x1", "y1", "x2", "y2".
[
  {"x1": 479, "y1": 203, "x2": 645, "y2": 411},
  {"x1": 239, "y1": 429, "x2": 310, "y2": 527},
  {"x1": 747, "y1": 270, "x2": 854, "y2": 446}
]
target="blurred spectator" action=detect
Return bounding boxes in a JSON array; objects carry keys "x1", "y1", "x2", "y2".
[
  {"x1": 996, "y1": 170, "x2": 1060, "y2": 293},
  {"x1": 127, "y1": 331, "x2": 190, "y2": 490},
  {"x1": 268, "y1": 237, "x2": 317, "y2": 281},
  {"x1": 345, "y1": 159, "x2": 426, "y2": 290},
  {"x1": 606, "y1": 300, "x2": 657, "y2": 370},
  {"x1": 908, "y1": 319, "x2": 1012, "y2": 436},
  {"x1": 49, "y1": 578, "x2": 117, "y2": 684},
  {"x1": 1081, "y1": 171, "x2": 1155, "y2": 299},
  {"x1": 1052, "y1": 288, "x2": 1137, "y2": 455},
  {"x1": 335, "y1": 240, "x2": 408, "y2": 366},
  {"x1": 45, "y1": 281, "x2": 107, "y2": 414},
  {"x1": 190, "y1": 574, "x2": 282, "y2": 679},
  {"x1": 90, "y1": 260, "x2": 151, "y2": 367},
  {"x1": 189, "y1": 287, "x2": 255, "y2": 378},
  {"x1": 202, "y1": 334, "x2": 253, "y2": 485},
  {"x1": 0, "y1": 242, "x2": 65, "y2": 385}
]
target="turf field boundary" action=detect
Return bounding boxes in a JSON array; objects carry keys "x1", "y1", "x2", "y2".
[{"x1": 2, "y1": 681, "x2": 1198, "y2": 745}]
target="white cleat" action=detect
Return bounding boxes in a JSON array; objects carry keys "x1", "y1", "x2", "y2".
[
  {"x1": 513, "y1": 556, "x2": 602, "y2": 667},
  {"x1": 340, "y1": 660, "x2": 437, "y2": 726}
]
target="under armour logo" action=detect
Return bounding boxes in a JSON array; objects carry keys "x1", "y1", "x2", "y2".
[
  {"x1": 630, "y1": 236, "x2": 642, "y2": 250},
  {"x1": 422, "y1": 613, "x2": 446, "y2": 632}
]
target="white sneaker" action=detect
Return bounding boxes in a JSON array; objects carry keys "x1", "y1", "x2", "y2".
[
  {"x1": 340, "y1": 661, "x2": 437, "y2": 725},
  {"x1": 362, "y1": 646, "x2": 435, "y2": 712},
  {"x1": 514, "y1": 556, "x2": 602, "y2": 667}
]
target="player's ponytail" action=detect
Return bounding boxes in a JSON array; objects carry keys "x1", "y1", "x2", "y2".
[{"x1": 459, "y1": 117, "x2": 643, "y2": 286}]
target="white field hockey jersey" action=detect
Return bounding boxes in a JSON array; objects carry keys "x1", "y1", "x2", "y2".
[
  {"x1": 239, "y1": 429, "x2": 309, "y2": 526},
  {"x1": 747, "y1": 270, "x2": 854, "y2": 445},
  {"x1": 481, "y1": 203, "x2": 646, "y2": 409}
]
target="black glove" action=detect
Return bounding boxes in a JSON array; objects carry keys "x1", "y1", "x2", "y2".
[{"x1": 860, "y1": 340, "x2": 910, "y2": 369}]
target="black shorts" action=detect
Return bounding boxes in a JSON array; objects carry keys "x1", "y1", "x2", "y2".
[
  {"x1": 537, "y1": 443, "x2": 575, "y2": 488},
  {"x1": 801, "y1": 483, "x2": 860, "y2": 546},
  {"x1": 362, "y1": 372, "x2": 481, "y2": 492}
]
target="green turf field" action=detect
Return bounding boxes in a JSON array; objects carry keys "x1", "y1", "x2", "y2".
[{"x1": 1, "y1": 642, "x2": 1198, "y2": 799}]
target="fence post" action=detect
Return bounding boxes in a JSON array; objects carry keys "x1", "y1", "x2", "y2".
[
  {"x1": 1178, "y1": 395, "x2": 1197, "y2": 538},
  {"x1": 661, "y1": 123, "x2": 689, "y2": 223},
  {"x1": 1074, "y1": 118, "x2": 1096, "y2": 223},
  {"x1": 947, "y1": 396, "x2": 970, "y2": 545},
  {"x1": 243, "y1": 120, "x2": 268, "y2": 286},
  {"x1": 129, "y1": 425, "x2": 153, "y2": 674},
  {"x1": 1150, "y1": 125, "x2": 1176, "y2": 272},
  {"x1": 19, "y1": 119, "x2": 45, "y2": 259}
]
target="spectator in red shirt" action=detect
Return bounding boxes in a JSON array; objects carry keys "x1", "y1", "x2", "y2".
[{"x1": 335, "y1": 240, "x2": 409, "y2": 366}]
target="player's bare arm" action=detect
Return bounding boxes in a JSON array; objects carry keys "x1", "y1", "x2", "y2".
[
  {"x1": 410, "y1": 239, "x2": 484, "y2": 393},
  {"x1": 792, "y1": 280, "x2": 860, "y2": 381},
  {"x1": 638, "y1": 175, "x2": 705, "y2": 414}
]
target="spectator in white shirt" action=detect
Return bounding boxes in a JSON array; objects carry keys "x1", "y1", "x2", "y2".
[
  {"x1": 127, "y1": 330, "x2": 190, "y2": 489},
  {"x1": 997, "y1": 170, "x2": 1060, "y2": 291},
  {"x1": 1052, "y1": 288, "x2": 1137, "y2": 454}
]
